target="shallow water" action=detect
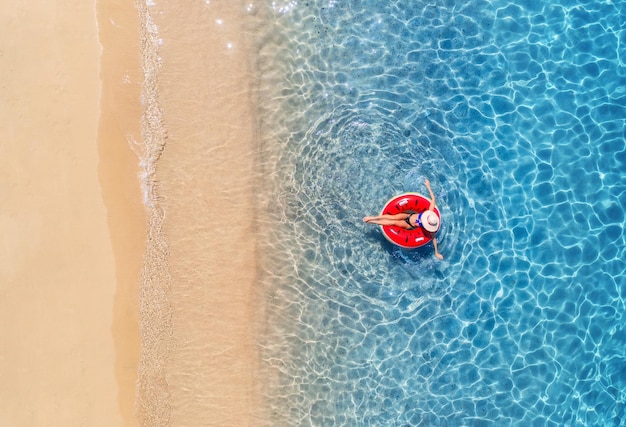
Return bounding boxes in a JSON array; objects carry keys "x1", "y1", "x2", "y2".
[
  {"x1": 134, "y1": 0, "x2": 626, "y2": 424},
  {"x1": 253, "y1": 0, "x2": 626, "y2": 425}
]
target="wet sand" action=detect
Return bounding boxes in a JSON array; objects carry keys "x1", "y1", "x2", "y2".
[
  {"x1": 96, "y1": 0, "x2": 146, "y2": 424},
  {"x1": 0, "y1": 0, "x2": 142, "y2": 425}
]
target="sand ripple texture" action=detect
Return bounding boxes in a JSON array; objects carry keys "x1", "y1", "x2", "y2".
[
  {"x1": 253, "y1": 1, "x2": 626, "y2": 425},
  {"x1": 134, "y1": 1, "x2": 172, "y2": 425}
]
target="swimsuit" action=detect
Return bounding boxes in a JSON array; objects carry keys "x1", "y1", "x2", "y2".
[
  {"x1": 404, "y1": 214, "x2": 417, "y2": 230},
  {"x1": 406, "y1": 212, "x2": 433, "y2": 234},
  {"x1": 415, "y1": 212, "x2": 425, "y2": 229}
]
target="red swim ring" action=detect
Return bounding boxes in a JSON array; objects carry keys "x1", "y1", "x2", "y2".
[{"x1": 380, "y1": 193, "x2": 441, "y2": 249}]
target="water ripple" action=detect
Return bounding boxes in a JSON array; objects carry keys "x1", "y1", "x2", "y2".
[{"x1": 254, "y1": 0, "x2": 626, "y2": 425}]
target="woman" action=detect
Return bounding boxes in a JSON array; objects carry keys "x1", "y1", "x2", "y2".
[{"x1": 363, "y1": 179, "x2": 443, "y2": 260}]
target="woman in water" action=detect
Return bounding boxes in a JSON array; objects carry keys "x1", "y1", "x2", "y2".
[{"x1": 363, "y1": 179, "x2": 444, "y2": 260}]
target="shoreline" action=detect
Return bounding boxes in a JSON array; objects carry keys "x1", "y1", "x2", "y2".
[
  {"x1": 0, "y1": 0, "x2": 141, "y2": 425},
  {"x1": 134, "y1": 2, "x2": 267, "y2": 424}
]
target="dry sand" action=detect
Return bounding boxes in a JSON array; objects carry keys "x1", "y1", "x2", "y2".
[{"x1": 0, "y1": 0, "x2": 143, "y2": 425}]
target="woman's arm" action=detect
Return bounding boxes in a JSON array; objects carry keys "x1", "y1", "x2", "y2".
[
  {"x1": 424, "y1": 179, "x2": 436, "y2": 210},
  {"x1": 433, "y1": 237, "x2": 444, "y2": 260},
  {"x1": 425, "y1": 179, "x2": 443, "y2": 260}
]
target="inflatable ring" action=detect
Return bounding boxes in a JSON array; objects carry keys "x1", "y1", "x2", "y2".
[{"x1": 380, "y1": 193, "x2": 441, "y2": 249}]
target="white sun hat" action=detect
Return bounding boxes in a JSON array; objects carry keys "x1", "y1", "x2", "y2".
[{"x1": 419, "y1": 210, "x2": 440, "y2": 233}]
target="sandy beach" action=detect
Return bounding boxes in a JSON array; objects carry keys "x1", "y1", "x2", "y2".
[
  {"x1": 0, "y1": 0, "x2": 266, "y2": 424},
  {"x1": 0, "y1": 0, "x2": 143, "y2": 425}
]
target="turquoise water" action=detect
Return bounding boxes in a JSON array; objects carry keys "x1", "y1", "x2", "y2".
[{"x1": 255, "y1": 0, "x2": 626, "y2": 425}]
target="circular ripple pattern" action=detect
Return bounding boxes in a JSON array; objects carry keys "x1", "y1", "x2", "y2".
[{"x1": 253, "y1": 0, "x2": 626, "y2": 425}]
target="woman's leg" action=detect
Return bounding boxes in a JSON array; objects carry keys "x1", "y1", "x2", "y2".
[
  {"x1": 362, "y1": 213, "x2": 411, "y2": 228},
  {"x1": 363, "y1": 213, "x2": 410, "y2": 222}
]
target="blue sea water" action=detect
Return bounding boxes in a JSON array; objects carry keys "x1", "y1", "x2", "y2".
[{"x1": 254, "y1": 0, "x2": 626, "y2": 425}]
